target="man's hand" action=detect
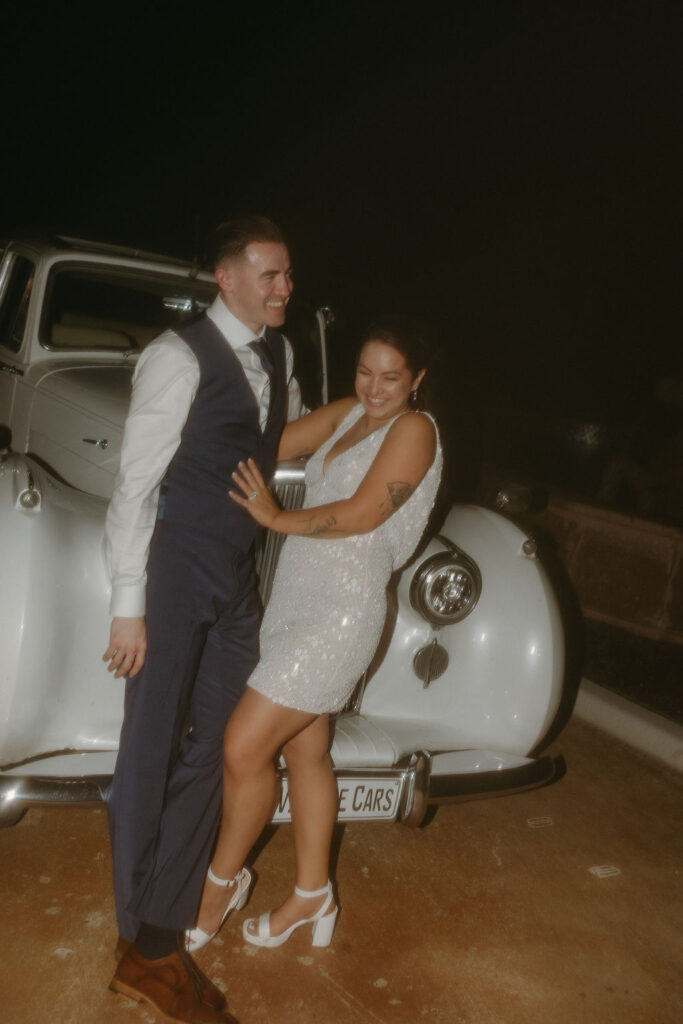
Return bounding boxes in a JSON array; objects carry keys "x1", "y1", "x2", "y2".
[{"x1": 103, "y1": 617, "x2": 147, "y2": 679}]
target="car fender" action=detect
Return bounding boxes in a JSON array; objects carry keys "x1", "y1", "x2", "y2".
[
  {"x1": 0, "y1": 455, "x2": 121, "y2": 767},
  {"x1": 359, "y1": 504, "x2": 566, "y2": 757}
]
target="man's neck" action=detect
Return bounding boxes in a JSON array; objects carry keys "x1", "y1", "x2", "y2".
[{"x1": 219, "y1": 294, "x2": 264, "y2": 336}]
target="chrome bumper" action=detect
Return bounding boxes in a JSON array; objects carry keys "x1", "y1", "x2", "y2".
[
  {"x1": 0, "y1": 754, "x2": 556, "y2": 828},
  {"x1": 0, "y1": 774, "x2": 111, "y2": 826}
]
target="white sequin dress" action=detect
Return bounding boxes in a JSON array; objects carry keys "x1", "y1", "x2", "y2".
[{"x1": 248, "y1": 404, "x2": 443, "y2": 713}]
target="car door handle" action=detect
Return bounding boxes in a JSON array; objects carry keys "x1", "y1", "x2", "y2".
[
  {"x1": 82, "y1": 438, "x2": 110, "y2": 450},
  {"x1": 0, "y1": 359, "x2": 24, "y2": 376}
]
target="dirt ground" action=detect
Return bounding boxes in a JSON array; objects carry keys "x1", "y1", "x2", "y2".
[{"x1": 1, "y1": 715, "x2": 681, "y2": 1024}]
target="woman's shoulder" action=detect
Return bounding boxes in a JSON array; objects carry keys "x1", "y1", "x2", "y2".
[{"x1": 387, "y1": 410, "x2": 438, "y2": 448}]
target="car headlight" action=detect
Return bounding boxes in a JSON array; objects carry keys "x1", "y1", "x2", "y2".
[{"x1": 409, "y1": 547, "x2": 481, "y2": 626}]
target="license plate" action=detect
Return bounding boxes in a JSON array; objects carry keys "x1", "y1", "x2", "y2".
[{"x1": 272, "y1": 776, "x2": 403, "y2": 822}]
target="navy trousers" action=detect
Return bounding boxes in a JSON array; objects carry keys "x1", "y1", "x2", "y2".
[{"x1": 107, "y1": 520, "x2": 260, "y2": 940}]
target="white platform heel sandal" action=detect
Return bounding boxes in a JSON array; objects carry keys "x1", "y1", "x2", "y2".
[
  {"x1": 185, "y1": 864, "x2": 253, "y2": 952},
  {"x1": 242, "y1": 880, "x2": 338, "y2": 948}
]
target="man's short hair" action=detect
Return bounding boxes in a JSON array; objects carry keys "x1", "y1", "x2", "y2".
[{"x1": 207, "y1": 215, "x2": 286, "y2": 269}]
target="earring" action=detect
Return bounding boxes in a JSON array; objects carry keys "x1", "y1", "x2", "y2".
[{"x1": 409, "y1": 388, "x2": 419, "y2": 408}]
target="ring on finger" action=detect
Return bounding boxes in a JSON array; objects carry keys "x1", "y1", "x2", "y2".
[{"x1": 247, "y1": 491, "x2": 258, "y2": 501}]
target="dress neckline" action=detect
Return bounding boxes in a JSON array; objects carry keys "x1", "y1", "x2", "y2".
[{"x1": 322, "y1": 403, "x2": 407, "y2": 477}]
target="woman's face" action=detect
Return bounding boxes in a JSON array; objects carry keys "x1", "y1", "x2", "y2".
[{"x1": 355, "y1": 340, "x2": 425, "y2": 424}]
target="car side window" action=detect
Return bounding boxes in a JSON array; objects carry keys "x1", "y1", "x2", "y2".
[
  {"x1": 0, "y1": 255, "x2": 35, "y2": 353},
  {"x1": 40, "y1": 265, "x2": 217, "y2": 352}
]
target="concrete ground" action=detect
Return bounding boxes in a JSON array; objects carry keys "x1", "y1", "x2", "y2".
[{"x1": 1, "y1": 715, "x2": 681, "y2": 1024}]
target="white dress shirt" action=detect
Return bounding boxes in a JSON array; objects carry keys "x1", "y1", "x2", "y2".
[{"x1": 104, "y1": 295, "x2": 305, "y2": 618}]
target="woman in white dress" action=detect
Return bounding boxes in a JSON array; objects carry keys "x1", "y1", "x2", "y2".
[{"x1": 186, "y1": 317, "x2": 442, "y2": 953}]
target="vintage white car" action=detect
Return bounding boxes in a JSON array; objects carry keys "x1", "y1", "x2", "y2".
[{"x1": 0, "y1": 235, "x2": 573, "y2": 828}]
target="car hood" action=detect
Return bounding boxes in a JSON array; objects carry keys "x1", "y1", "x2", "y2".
[{"x1": 31, "y1": 364, "x2": 134, "y2": 427}]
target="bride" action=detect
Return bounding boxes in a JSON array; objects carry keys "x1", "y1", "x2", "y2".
[{"x1": 187, "y1": 316, "x2": 442, "y2": 952}]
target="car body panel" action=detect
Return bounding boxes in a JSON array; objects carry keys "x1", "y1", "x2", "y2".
[
  {"x1": 0, "y1": 456, "x2": 120, "y2": 766},
  {"x1": 26, "y1": 364, "x2": 132, "y2": 496}
]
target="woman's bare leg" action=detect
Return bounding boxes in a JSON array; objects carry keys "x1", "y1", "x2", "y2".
[
  {"x1": 194, "y1": 687, "x2": 316, "y2": 935},
  {"x1": 244, "y1": 714, "x2": 337, "y2": 937}
]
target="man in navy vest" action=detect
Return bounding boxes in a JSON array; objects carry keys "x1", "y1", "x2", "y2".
[{"x1": 103, "y1": 216, "x2": 303, "y2": 1023}]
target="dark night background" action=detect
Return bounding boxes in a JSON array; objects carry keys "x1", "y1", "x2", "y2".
[{"x1": 3, "y1": 0, "x2": 681, "y2": 511}]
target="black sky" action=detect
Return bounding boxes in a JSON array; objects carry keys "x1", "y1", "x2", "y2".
[{"x1": 3, "y1": 1, "x2": 681, "y2": 416}]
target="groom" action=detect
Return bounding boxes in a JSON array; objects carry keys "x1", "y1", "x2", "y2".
[{"x1": 103, "y1": 215, "x2": 303, "y2": 1022}]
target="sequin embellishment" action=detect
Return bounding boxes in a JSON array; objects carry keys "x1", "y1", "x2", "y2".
[{"x1": 248, "y1": 404, "x2": 443, "y2": 713}]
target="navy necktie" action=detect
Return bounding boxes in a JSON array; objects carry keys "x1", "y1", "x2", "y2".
[{"x1": 248, "y1": 338, "x2": 275, "y2": 380}]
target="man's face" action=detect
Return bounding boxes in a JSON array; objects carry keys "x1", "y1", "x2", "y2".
[{"x1": 215, "y1": 241, "x2": 293, "y2": 333}]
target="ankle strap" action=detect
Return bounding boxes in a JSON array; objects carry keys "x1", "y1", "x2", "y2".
[
  {"x1": 208, "y1": 864, "x2": 241, "y2": 887},
  {"x1": 294, "y1": 881, "x2": 331, "y2": 899}
]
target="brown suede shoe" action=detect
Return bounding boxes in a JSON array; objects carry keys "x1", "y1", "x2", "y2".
[
  {"x1": 114, "y1": 937, "x2": 227, "y2": 1012},
  {"x1": 110, "y1": 945, "x2": 238, "y2": 1023}
]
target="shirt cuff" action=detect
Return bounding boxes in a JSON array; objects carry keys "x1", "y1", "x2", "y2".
[{"x1": 110, "y1": 584, "x2": 146, "y2": 618}]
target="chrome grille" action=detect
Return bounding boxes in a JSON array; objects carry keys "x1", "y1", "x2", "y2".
[{"x1": 255, "y1": 460, "x2": 306, "y2": 607}]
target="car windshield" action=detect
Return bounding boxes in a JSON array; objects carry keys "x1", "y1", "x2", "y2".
[{"x1": 41, "y1": 264, "x2": 218, "y2": 352}]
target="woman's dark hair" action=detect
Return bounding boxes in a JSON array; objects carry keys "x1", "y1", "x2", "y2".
[{"x1": 358, "y1": 315, "x2": 434, "y2": 410}]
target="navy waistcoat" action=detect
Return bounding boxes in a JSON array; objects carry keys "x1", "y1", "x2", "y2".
[{"x1": 159, "y1": 315, "x2": 287, "y2": 549}]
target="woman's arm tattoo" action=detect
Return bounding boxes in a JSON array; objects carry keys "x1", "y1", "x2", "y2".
[
  {"x1": 379, "y1": 481, "x2": 415, "y2": 520},
  {"x1": 301, "y1": 514, "x2": 339, "y2": 536},
  {"x1": 296, "y1": 481, "x2": 414, "y2": 536}
]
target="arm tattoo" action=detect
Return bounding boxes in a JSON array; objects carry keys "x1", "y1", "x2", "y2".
[
  {"x1": 379, "y1": 481, "x2": 415, "y2": 520},
  {"x1": 302, "y1": 514, "x2": 339, "y2": 536},
  {"x1": 387, "y1": 481, "x2": 415, "y2": 511}
]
